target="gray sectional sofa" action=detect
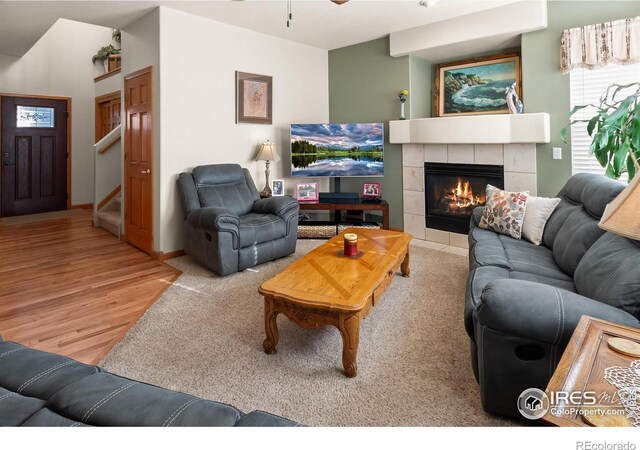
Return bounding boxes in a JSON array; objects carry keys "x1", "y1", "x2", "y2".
[
  {"x1": 465, "y1": 173, "x2": 640, "y2": 419},
  {"x1": 0, "y1": 339, "x2": 298, "y2": 426}
]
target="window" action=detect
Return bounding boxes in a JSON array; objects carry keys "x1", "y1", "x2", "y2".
[
  {"x1": 16, "y1": 105, "x2": 55, "y2": 128},
  {"x1": 569, "y1": 63, "x2": 640, "y2": 180}
]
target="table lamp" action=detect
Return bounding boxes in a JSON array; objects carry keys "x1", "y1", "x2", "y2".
[
  {"x1": 598, "y1": 156, "x2": 640, "y2": 240},
  {"x1": 256, "y1": 140, "x2": 280, "y2": 197}
]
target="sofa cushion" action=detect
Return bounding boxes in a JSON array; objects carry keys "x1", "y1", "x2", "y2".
[
  {"x1": 574, "y1": 233, "x2": 640, "y2": 319},
  {"x1": 469, "y1": 227, "x2": 572, "y2": 282},
  {"x1": 552, "y1": 208, "x2": 606, "y2": 276},
  {"x1": 21, "y1": 407, "x2": 90, "y2": 427},
  {"x1": 543, "y1": 173, "x2": 624, "y2": 249},
  {"x1": 238, "y1": 213, "x2": 286, "y2": 248},
  {"x1": 469, "y1": 226, "x2": 510, "y2": 270},
  {"x1": 46, "y1": 372, "x2": 242, "y2": 426},
  {"x1": 0, "y1": 341, "x2": 100, "y2": 401},
  {"x1": 192, "y1": 164, "x2": 259, "y2": 217},
  {"x1": 0, "y1": 387, "x2": 46, "y2": 426}
]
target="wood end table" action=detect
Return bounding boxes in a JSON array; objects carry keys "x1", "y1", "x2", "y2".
[{"x1": 543, "y1": 316, "x2": 640, "y2": 427}]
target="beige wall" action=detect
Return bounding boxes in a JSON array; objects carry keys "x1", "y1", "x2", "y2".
[
  {"x1": 0, "y1": 19, "x2": 113, "y2": 206},
  {"x1": 157, "y1": 7, "x2": 329, "y2": 252}
]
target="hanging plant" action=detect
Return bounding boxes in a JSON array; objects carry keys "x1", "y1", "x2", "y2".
[{"x1": 561, "y1": 82, "x2": 640, "y2": 181}]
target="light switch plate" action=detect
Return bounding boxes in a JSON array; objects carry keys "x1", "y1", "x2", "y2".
[{"x1": 553, "y1": 147, "x2": 562, "y2": 160}]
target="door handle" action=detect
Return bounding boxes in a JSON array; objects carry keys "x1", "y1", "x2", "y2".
[{"x1": 141, "y1": 169, "x2": 150, "y2": 175}]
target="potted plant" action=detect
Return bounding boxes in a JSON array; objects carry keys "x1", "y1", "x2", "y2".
[
  {"x1": 562, "y1": 82, "x2": 640, "y2": 181},
  {"x1": 92, "y1": 29, "x2": 121, "y2": 73}
]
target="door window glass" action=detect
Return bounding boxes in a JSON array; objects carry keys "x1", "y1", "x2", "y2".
[{"x1": 16, "y1": 106, "x2": 55, "y2": 128}]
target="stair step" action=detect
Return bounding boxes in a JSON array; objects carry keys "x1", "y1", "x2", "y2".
[{"x1": 96, "y1": 210, "x2": 121, "y2": 237}]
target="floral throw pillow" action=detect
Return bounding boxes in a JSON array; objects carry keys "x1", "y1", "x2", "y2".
[{"x1": 478, "y1": 185, "x2": 529, "y2": 239}]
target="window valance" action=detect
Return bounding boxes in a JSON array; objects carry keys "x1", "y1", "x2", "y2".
[{"x1": 561, "y1": 16, "x2": 640, "y2": 74}]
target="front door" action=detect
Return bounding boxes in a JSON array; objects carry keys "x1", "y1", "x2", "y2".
[
  {"x1": 1, "y1": 96, "x2": 68, "y2": 217},
  {"x1": 124, "y1": 67, "x2": 153, "y2": 255}
]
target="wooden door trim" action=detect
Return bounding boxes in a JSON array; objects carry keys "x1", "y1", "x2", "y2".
[
  {"x1": 125, "y1": 66, "x2": 153, "y2": 81},
  {"x1": 95, "y1": 91, "x2": 121, "y2": 142},
  {"x1": 123, "y1": 66, "x2": 154, "y2": 253},
  {"x1": 0, "y1": 92, "x2": 72, "y2": 216}
]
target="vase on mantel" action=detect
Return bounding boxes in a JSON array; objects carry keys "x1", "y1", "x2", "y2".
[{"x1": 400, "y1": 102, "x2": 406, "y2": 120}]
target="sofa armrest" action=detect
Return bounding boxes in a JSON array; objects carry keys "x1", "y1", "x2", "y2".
[
  {"x1": 474, "y1": 279, "x2": 640, "y2": 347},
  {"x1": 253, "y1": 197, "x2": 300, "y2": 234},
  {"x1": 471, "y1": 206, "x2": 484, "y2": 229},
  {"x1": 186, "y1": 207, "x2": 239, "y2": 233},
  {"x1": 253, "y1": 196, "x2": 299, "y2": 218}
]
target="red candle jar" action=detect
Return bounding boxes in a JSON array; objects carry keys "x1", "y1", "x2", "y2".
[{"x1": 344, "y1": 233, "x2": 358, "y2": 256}]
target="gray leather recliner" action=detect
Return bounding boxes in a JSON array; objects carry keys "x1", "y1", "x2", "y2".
[
  {"x1": 177, "y1": 164, "x2": 299, "y2": 276},
  {"x1": 465, "y1": 173, "x2": 640, "y2": 419}
]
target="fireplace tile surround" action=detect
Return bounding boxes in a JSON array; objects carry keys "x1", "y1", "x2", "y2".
[{"x1": 402, "y1": 143, "x2": 537, "y2": 248}]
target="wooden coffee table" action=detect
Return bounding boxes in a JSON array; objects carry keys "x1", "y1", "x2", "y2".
[
  {"x1": 543, "y1": 316, "x2": 640, "y2": 426},
  {"x1": 258, "y1": 228, "x2": 412, "y2": 377}
]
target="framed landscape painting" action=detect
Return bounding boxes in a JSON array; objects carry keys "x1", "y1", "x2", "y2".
[
  {"x1": 434, "y1": 53, "x2": 521, "y2": 117},
  {"x1": 236, "y1": 71, "x2": 272, "y2": 124}
]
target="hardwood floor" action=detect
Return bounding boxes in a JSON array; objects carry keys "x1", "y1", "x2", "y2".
[{"x1": 0, "y1": 211, "x2": 180, "y2": 364}]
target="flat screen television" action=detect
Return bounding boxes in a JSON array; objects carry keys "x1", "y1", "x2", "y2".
[{"x1": 290, "y1": 123, "x2": 384, "y2": 177}]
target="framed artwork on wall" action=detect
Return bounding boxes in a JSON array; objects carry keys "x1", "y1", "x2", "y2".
[
  {"x1": 272, "y1": 179, "x2": 284, "y2": 196},
  {"x1": 236, "y1": 71, "x2": 273, "y2": 124},
  {"x1": 296, "y1": 182, "x2": 319, "y2": 203},
  {"x1": 434, "y1": 52, "x2": 521, "y2": 117}
]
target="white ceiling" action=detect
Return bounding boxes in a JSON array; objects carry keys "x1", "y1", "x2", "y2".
[{"x1": 0, "y1": 0, "x2": 523, "y2": 57}]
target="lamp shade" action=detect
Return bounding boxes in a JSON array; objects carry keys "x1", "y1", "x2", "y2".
[
  {"x1": 256, "y1": 141, "x2": 280, "y2": 162},
  {"x1": 598, "y1": 173, "x2": 640, "y2": 240}
]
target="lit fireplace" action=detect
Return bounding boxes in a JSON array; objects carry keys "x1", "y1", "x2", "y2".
[
  {"x1": 442, "y1": 178, "x2": 485, "y2": 212},
  {"x1": 424, "y1": 163, "x2": 503, "y2": 234}
]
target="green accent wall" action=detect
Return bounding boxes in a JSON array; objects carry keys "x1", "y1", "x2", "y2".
[
  {"x1": 523, "y1": 1, "x2": 640, "y2": 196},
  {"x1": 329, "y1": 37, "x2": 430, "y2": 229},
  {"x1": 329, "y1": 1, "x2": 640, "y2": 229},
  {"x1": 409, "y1": 56, "x2": 432, "y2": 119}
]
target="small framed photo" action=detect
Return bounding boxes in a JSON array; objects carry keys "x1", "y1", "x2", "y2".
[
  {"x1": 236, "y1": 71, "x2": 273, "y2": 124},
  {"x1": 296, "y1": 182, "x2": 319, "y2": 203},
  {"x1": 362, "y1": 182, "x2": 381, "y2": 198},
  {"x1": 272, "y1": 179, "x2": 284, "y2": 196}
]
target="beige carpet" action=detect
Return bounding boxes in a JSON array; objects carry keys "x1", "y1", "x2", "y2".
[{"x1": 100, "y1": 240, "x2": 514, "y2": 426}]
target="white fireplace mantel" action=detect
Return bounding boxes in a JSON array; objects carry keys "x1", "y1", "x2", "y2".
[{"x1": 389, "y1": 113, "x2": 550, "y2": 145}]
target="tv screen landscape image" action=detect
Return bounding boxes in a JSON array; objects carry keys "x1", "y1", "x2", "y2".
[{"x1": 290, "y1": 123, "x2": 384, "y2": 177}]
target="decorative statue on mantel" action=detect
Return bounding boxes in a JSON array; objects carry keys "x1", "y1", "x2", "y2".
[{"x1": 505, "y1": 83, "x2": 523, "y2": 114}]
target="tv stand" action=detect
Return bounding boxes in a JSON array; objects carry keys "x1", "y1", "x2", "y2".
[{"x1": 297, "y1": 198, "x2": 389, "y2": 239}]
